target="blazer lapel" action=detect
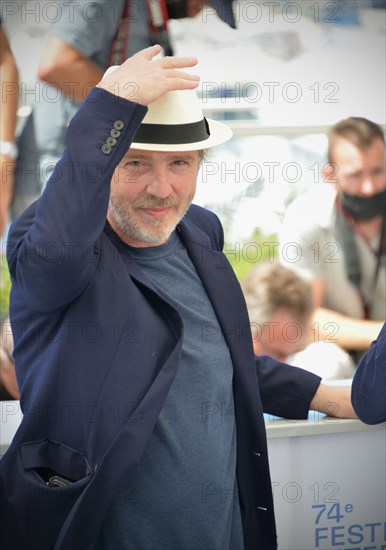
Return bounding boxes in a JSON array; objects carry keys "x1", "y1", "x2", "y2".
[{"x1": 103, "y1": 223, "x2": 159, "y2": 292}]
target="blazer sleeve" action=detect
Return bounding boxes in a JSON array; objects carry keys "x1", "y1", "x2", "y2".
[
  {"x1": 7, "y1": 88, "x2": 147, "y2": 312},
  {"x1": 351, "y1": 322, "x2": 386, "y2": 425},
  {"x1": 255, "y1": 354, "x2": 322, "y2": 419}
]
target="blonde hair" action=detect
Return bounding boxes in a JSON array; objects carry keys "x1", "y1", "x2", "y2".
[{"x1": 241, "y1": 263, "x2": 314, "y2": 327}]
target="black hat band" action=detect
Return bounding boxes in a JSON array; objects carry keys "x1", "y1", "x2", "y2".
[{"x1": 133, "y1": 118, "x2": 210, "y2": 145}]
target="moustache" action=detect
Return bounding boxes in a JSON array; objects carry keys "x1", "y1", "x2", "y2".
[{"x1": 133, "y1": 197, "x2": 180, "y2": 209}]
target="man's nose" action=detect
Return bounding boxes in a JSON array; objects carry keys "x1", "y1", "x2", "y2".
[
  {"x1": 360, "y1": 175, "x2": 377, "y2": 196},
  {"x1": 146, "y1": 169, "x2": 173, "y2": 198}
]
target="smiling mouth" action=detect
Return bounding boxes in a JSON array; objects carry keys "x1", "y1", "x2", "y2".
[{"x1": 140, "y1": 207, "x2": 174, "y2": 219}]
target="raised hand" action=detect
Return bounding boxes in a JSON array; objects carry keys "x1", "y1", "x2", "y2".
[{"x1": 97, "y1": 45, "x2": 200, "y2": 106}]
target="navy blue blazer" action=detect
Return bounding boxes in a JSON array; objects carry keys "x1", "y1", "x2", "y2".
[
  {"x1": 351, "y1": 322, "x2": 386, "y2": 424},
  {"x1": 0, "y1": 89, "x2": 320, "y2": 550}
]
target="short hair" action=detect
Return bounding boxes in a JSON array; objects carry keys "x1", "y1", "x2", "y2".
[
  {"x1": 241, "y1": 263, "x2": 314, "y2": 327},
  {"x1": 198, "y1": 149, "x2": 208, "y2": 162},
  {"x1": 327, "y1": 117, "x2": 384, "y2": 164}
]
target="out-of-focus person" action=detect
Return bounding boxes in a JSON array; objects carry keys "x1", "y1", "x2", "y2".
[
  {"x1": 0, "y1": 19, "x2": 19, "y2": 236},
  {"x1": 351, "y1": 322, "x2": 386, "y2": 425},
  {"x1": 242, "y1": 263, "x2": 355, "y2": 380},
  {"x1": 279, "y1": 117, "x2": 385, "y2": 359}
]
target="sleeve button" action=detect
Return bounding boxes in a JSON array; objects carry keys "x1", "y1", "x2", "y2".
[
  {"x1": 101, "y1": 144, "x2": 112, "y2": 155},
  {"x1": 110, "y1": 129, "x2": 121, "y2": 138},
  {"x1": 106, "y1": 137, "x2": 117, "y2": 146},
  {"x1": 114, "y1": 120, "x2": 124, "y2": 130}
]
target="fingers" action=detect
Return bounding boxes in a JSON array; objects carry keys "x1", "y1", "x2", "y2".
[
  {"x1": 159, "y1": 55, "x2": 198, "y2": 69},
  {"x1": 138, "y1": 44, "x2": 198, "y2": 68},
  {"x1": 157, "y1": 56, "x2": 200, "y2": 90},
  {"x1": 136, "y1": 47, "x2": 200, "y2": 92},
  {"x1": 164, "y1": 68, "x2": 200, "y2": 81},
  {"x1": 163, "y1": 70, "x2": 200, "y2": 91},
  {"x1": 166, "y1": 78, "x2": 200, "y2": 91},
  {"x1": 140, "y1": 44, "x2": 163, "y2": 60},
  {"x1": 99, "y1": 46, "x2": 201, "y2": 104}
]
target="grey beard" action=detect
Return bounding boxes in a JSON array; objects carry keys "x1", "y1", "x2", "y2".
[{"x1": 108, "y1": 196, "x2": 191, "y2": 245}]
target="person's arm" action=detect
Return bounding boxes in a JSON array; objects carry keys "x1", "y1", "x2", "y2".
[
  {"x1": 0, "y1": 25, "x2": 19, "y2": 236},
  {"x1": 0, "y1": 317, "x2": 19, "y2": 399},
  {"x1": 312, "y1": 306, "x2": 384, "y2": 352},
  {"x1": 256, "y1": 354, "x2": 357, "y2": 419},
  {"x1": 38, "y1": 35, "x2": 103, "y2": 103},
  {"x1": 7, "y1": 46, "x2": 199, "y2": 312},
  {"x1": 351, "y1": 323, "x2": 386, "y2": 424},
  {"x1": 36, "y1": 0, "x2": 127, "y2": 103},
  {"x1": 309, "y1": 278, "x2": 384, "y2": 351},
  {"x1": 0, "y1": 346, "x2": 19, "y2": 399},
  {"x1": 310, "y1": 383, "x2": 355, "y2": 419}
]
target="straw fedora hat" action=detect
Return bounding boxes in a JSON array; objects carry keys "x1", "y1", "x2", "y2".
[{"x1": 103, "y1": 66, "x2": 233, "y2": 151}]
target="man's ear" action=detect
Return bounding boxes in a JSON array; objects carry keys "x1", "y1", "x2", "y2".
[{"x1": 322, "y1": 161, "x2": 339, "y2": 185}]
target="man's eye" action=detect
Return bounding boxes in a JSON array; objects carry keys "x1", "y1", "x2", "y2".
[
  {"x1": 123, "y1": 160, "x2": 142, "y2": 169},
  {"x1": 347, "y1": 172, "x2": 361, "y2": 180},
  {"x1": 372, "y1": 168, "x2": 385, "y2": 177},
  {"x1": 173, "y1": 160, "x2": 188, "y2": 166}
]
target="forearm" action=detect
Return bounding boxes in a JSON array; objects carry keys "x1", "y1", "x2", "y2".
[
  {"x1": 39, "y1": 57, "x2": 103, "y2": 103},
  {"x1": 0, "y1": 46, "x2": 19, "y2": 234},
  {"x1": 256, "y1": 355, "x2": 357, "y2": 419},
  {"x1": 0, "y1": 67, "x2": 17, "y2": 208},
  {"x1": 0, "y1": 346, "x2": 19, "y2": 399},
  {"x1": 38, "y1": 35, "x2": 103, "y2": 103},
  {"x1": 310, "y1": 384, "x2": 357, "y2": 418},
  {"x1": 0, "y1": 56, "x2": 18, "y2": 140},
  {"x1": 313, "y1": 307, "x2": 384, "y2": 351},
  {"x1": 0, "y1": 28, "x2": 19, "y2": 141},
  {"x1": 7, "y1": 89, "x2": 147, "y2": 310},
  {"x1": 0, "y1": 154, "x2": 15, "y2": 235}
]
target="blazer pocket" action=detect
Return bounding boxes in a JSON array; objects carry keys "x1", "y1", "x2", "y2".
[
  {"x1": 4, "y1": 439, "x2": 94, "y2": 549},
  {"x1": 21, "y1": 438, "x2": 92, "y2": 488}
]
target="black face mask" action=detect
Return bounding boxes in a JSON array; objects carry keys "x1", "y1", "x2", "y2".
[
  {"x1": 341, "y1": 189, "x2": 386, "y2": 221},
  {"x1": 166, "y1": 0, "x2": 189, "y2": 19}
]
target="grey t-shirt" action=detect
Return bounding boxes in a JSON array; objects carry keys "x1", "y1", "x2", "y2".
[{"x1": 95, "y1": 232, "x2": 244, "y2": 549}]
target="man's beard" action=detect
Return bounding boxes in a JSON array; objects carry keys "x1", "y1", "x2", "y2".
[{"x1": 108, "y1": 195, "x2": 192, "y2": 245}]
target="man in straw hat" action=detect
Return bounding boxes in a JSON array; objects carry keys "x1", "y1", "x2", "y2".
[{"x1": 1, "y1": 46, "x2": 355, "y2": 550}]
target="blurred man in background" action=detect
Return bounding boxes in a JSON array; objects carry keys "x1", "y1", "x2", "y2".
[
  {"x1": 242, "y1": 263, "x2": 355, "y2": 380},
  {"x1": 280, "y1": 117, "x2": 385, "y2": 361}
]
